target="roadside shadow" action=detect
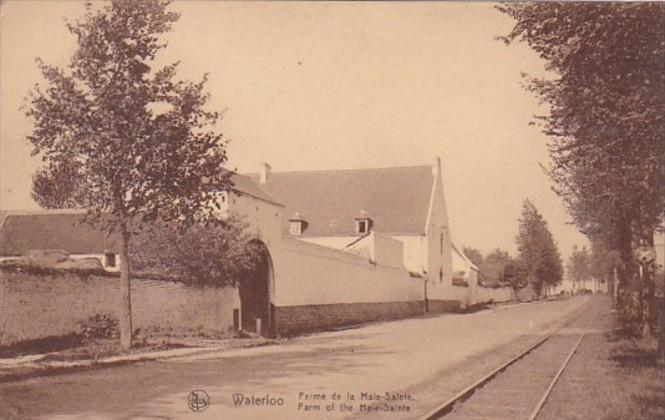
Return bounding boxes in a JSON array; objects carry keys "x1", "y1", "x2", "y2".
[
  {"x1": 609, "y1": 345, "x2": 662, "y2": 369},
  {"x1": 0, "y1": 334, "x2": 84, "y2": 358}
]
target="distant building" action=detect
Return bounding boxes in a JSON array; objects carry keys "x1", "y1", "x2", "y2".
[
  {"x1": 0, "y1": 209, "x2": 120, "y2": 271},
  {"x1": 0, "y1": 173, "x2": 275, "y2": 273}
]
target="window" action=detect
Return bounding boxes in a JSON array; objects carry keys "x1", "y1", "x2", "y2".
[
  {"x1": 440, "y1": 232, "x2": 443, "y2": 255},
  {"x1": 289, "y1": 221, "x2": 303, "y2": 236},
  {"x1": 354, "y1": 211, "x2": 372, "y2": 235},
  {"x1": 439, "y1": 267, "x2": 443, "y2": 283},
  {"x1": 105, "y1": 253, "x2": 117, "y2": 268},
  {"x1": 289, "y1": 213, "x2": 307, "y2": 235},
  {"x1": 357, "y1": 220, "x2": 368, "y2": 234}
]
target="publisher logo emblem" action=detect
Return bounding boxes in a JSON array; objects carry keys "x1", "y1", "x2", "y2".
[{"x1": 188, "y1": 389, "x2": 210, "y2": 412}]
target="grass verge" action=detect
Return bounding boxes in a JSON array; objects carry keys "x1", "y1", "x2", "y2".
[{"x1": 538, "y1": 301, "x2": 665, "y2": 420}]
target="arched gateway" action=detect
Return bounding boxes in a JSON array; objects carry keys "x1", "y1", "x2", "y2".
[{"x1": 238, "y1": 240, "x2": 274, "y2": 337}]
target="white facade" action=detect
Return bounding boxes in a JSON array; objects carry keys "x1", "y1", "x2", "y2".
[{"x1": 278, "y1": 158, "x2": 462, "y2": 303}]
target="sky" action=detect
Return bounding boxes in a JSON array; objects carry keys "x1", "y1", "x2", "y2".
[{"x1": 0, "y1": 1, "x2": 588, "y2": 259}]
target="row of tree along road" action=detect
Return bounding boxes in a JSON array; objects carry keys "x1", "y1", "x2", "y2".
[{"x1": 498, "y1": 3, "x2": 665, "y2": 357}]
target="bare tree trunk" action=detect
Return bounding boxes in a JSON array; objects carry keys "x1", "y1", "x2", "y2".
[
  {"x1": 643, "y1": 263, "x2": 656, "y2": 337},
  {"x1": 659, "y1": 305, "x2": 665, "y2": 360},
  {"x1": 119, "y1": 226, "x2": 133, "y2": 349},
  {"x1": 617, "y1": 219, "x2": 637, "y2": 330}
]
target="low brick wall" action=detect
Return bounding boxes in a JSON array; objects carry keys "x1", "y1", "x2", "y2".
[
  {"x1": 274, "y1": 300, "x2": 426, "y2": 336},
  {"x1": 427, "y1": 299, "x2": 461, "y2": 314},
  {"x1": 0, "y1": 268, "x2": 238, "y2": 345}
]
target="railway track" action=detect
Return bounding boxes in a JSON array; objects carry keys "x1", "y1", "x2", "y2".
[{"x1": 419, "y1": 300, "x2": 601, "y2": 420}]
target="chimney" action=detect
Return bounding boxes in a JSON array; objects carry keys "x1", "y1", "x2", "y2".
[{"x1": 259, "y1": 162, "x2": 271, "y2": 184}]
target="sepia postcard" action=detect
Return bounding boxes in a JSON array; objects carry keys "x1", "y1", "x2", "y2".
[{"x1": 1, "y1": 1, "x2": 663, "y2": 419}]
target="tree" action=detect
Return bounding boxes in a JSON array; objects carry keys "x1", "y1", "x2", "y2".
[
  {"x1": 590, "y1": 240, "x2": 621, "y2": 297},
  {"x1": 515, "y1": 199, "x2": 563, "y2": 297},
  {"x1": 479, "y1": 249, "x2": 511, "y2": 286},
  {"x1": 132, "y1": 216, "x2": 262, "y2": 287},
  {"x1": 24, "y1": 0, "x2": 231, "y2": 348},
  {"x1": 567, "y1": 245, "x2": 592, "y2": 292},
  {"x1": 498, "y1": 3, "x2": 665, "y2": 326},
  {"x1": 476, "y1": 248, "x2": 526, "y2": 290},
  {"x1": 32, "y1": 159, "x2": 88, "y2": 209},
  {"x1": 462, "y1": 247, "x2": 484, "y2": 268},
  {"x1": 503, "y1": 258, "x2": 528, "y2": 290}
]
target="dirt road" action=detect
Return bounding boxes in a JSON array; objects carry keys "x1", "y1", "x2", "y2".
[{"x1": 0, "y1": 296, "x2": 594, "y2": 420}]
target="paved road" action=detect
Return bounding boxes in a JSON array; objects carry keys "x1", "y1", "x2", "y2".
[{"x1": 0, "y1": 296, "x2": 594, "y2": 420}]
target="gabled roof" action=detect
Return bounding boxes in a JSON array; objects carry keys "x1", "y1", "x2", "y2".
[
  {"x1": 229, "y1": 173, "x2": 282, "y2": 206},
  {"x1": 204, "y1": 172, "x2": 281, "y2": 206},
  {"x1": 0, "y1": 210, "x2": 119, "y2": 256},
  {"x1": 246, "y1": 165, "x2": 434, "y2": 236},
  {"x1": 452, "y1": 242, "x2": 479, "y2": 272}
]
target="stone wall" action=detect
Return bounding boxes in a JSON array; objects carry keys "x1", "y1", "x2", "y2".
[
  {"x1": 274, "y1": 301, "x2": 425, "y2": 336},
  {"x1": 470, "y1": 285, "x2": 514, "y2": 306},
  {"x1": 427, "y1": 299, "x2": 462, "y2": 314},
  {"x1": 0, "y1": 268, "x2": 238, "y2": 345}
]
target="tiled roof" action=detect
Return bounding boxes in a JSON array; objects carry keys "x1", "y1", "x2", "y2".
[
  {"x1": 246, "y1": 165, "x2": 434, "y2": 236},
  {"x1": 204, "y1": 172, "x2": 281, "y2": 206},
  {"x1": 0, "y1": 211, "x2": 119, "y2": 256},
  {"x1": 229, "y1": 173, "x2": 282, "y2": 206}
]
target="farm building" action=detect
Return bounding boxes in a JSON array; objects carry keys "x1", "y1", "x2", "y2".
[{"x1": 1, "y1": 159, "x2": 512, "y2": 343}]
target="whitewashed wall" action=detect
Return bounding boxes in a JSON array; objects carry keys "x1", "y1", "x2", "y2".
[{"x1": 273, "y1": 238, "x2": 424, "y2": 307}]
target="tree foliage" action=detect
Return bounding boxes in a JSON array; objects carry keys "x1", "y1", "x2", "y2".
[
  {"x1": 23, "y1": 0, "x2": 231, "y2": 347},
  {"x1": 515, "y1": 199, "x2": 564, "y2": 296},
  {"x1": 566, "y1": 245, "x2": 592, "y2": 290},
  {"x1": 478, "y1": 249, "x2": 511, "y2": 286},
  {"x1": 475, "y1": 248, "x2": 526, "y2": 289},
  {"x1": 590, "y1": 239, "x2": 621, "y2": 295},
  {"x1": 462, "y1": 247, "x2": 484, "y2": 268},
  {"x1": 590, "y1": 240, "x2": 621, "y2": 281},
  {"x1": 498, "y1": 3, "x2": 665, "y2": 272},
  {"x1": 132, "y1": 216, "x2": 263, "y2": 287},
  {"x1": 26, "y1": 0, "x2": 230, "y2": 228},
  {"x1": 32, "y1": 159, "x2": 88, "y2": 209},
  {"x1": 503, "y1": 258, "x2": 528, "y2": 290}
]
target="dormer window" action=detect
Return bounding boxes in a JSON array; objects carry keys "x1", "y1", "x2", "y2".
[
  {"x1": 289, "y1": 212, "x2": 307, "y2": 236},
  {"x1": 354, "y1": 210, "x2": 372, "y2": 235},
  {"x1": 357, "y1": 220, "x2": 369, "y2": 234}
]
